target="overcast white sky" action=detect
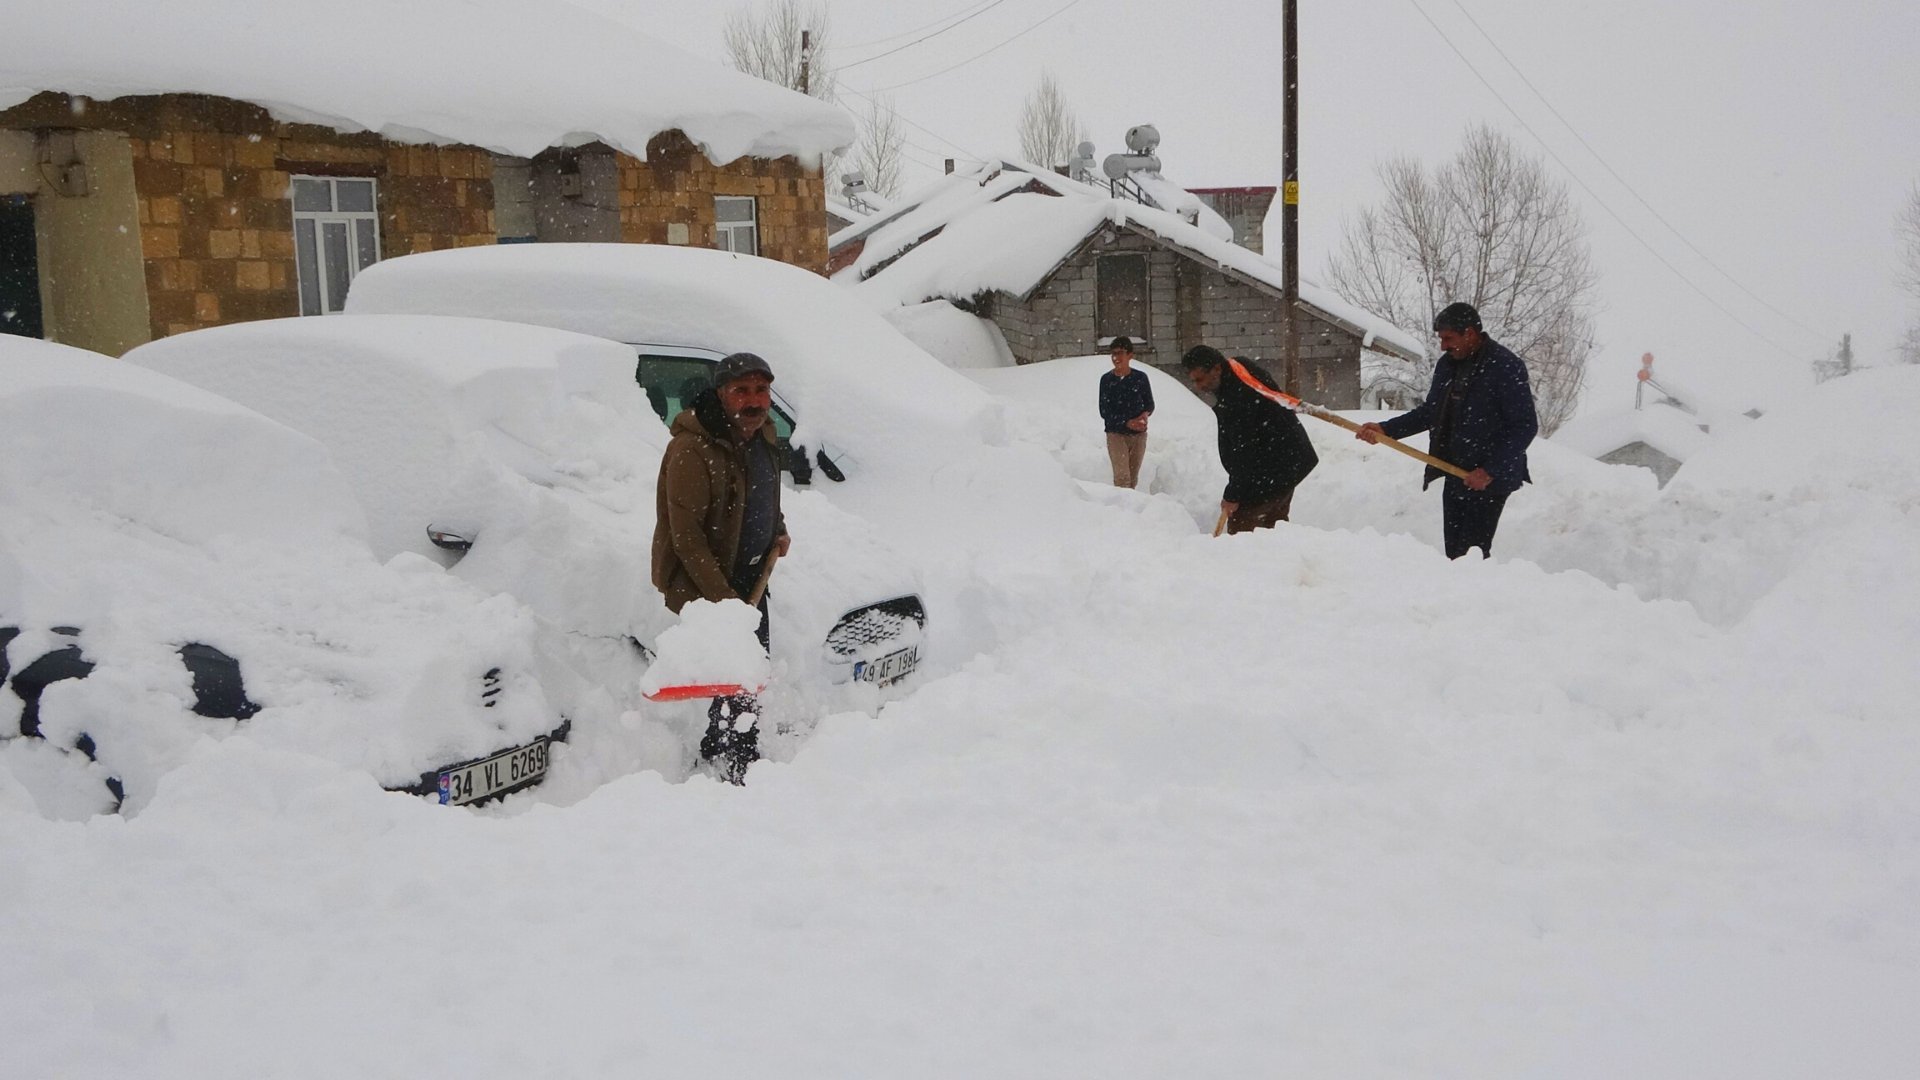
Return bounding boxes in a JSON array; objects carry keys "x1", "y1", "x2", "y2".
[{"x1": 604, "y1": 0, "x2": 1920, "y2": 413}]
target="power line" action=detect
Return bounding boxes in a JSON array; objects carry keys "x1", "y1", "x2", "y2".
[
  {"x1": 1404, "y1": 0, "x2": 1805, "y2": 362},
  {"x1": 840, "y1": 83, "x2": 985, "y2": 162},
  {"x1": 837, "y1": 0, "x2": 1019, "y2": 71},
  {"x1": 865, "y1": 0, "x2": 1091, "y2": 93},
  {"x1": 830, "y1": 0, "x2": 1003, "y2": 52},
  {"x1": 1445, "y1": 0, "x2": 1831, "y2": 347}
]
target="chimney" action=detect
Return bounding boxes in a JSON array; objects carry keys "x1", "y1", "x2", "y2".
[{"x1": 944, "y1": 158, "x2": 955, "y2": 175}]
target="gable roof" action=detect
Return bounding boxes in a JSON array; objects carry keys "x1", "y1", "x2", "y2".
[
  {"x1": 835, "y1": 162, "x2": 1426, "y2": 361},
  {"x1": 1551, "y1": 403, "x2": 1714, "y2": 464},
  {"x1": 3, "y1": 0, "x2": 854, "y2": 166}
]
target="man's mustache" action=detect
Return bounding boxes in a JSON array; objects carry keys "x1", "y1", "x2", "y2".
[{"x1": 731, "y1": 406, "x2": 767, "y2": 418}]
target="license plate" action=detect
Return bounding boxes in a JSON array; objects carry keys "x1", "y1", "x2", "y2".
[
  {"x1": 438, "y1": 738, "x2": 549, "y2": 806},
  {"x1": 853, "y1": 645, "x2": 919, "y2": 688}
]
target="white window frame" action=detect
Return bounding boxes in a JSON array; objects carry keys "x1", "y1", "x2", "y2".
[
  {"x1": 291, "y1": 176, "x2": 381, "y2": 315},
  {"x1": 714, "y1": 195, "x2": 759, "y2": 256}
]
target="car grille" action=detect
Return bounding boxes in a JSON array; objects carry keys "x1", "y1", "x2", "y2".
[{"x1": 824, "y1": 596, "x2": 926, "y2": 658}]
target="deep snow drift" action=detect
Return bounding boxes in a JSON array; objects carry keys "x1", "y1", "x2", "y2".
[{"x1": 5, "y1": 359, "x2": 1919, "y2": 1077}]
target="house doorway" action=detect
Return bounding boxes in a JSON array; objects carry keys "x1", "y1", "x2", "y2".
[{"x1": 0, "y1": 195, "x2": 45, "y2": 339}]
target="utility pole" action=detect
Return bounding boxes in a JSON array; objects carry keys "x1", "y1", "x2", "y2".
[
  {"x1": 1281, "y1": 0, "x2": 1301, "y2": 395},
  {"x1": 800, "y1": 29, "x2": 812, "y2": 97}
]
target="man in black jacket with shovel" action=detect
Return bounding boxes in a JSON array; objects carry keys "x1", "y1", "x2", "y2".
[
  {"x1": 1356, "y1": 303, "x2": 1538, "y2": 559},
  {"x1": 1181, "y1": 345, "x2": 1319, "y2": 534}
]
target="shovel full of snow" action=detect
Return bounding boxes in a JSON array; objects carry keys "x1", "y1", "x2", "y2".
[
  {"x1": 641, "y1": 598, "x2": 772, "y2": 702},
  {"x1": 1226, "y1": 357, "x2": 1471, "y2": 482}
]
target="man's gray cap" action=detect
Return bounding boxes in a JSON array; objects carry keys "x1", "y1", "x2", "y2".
[{"x1": 715, "y1": 351, "x2": 775, "y2": 385}]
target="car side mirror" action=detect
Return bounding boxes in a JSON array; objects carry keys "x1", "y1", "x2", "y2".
[
  {"x1": 427, "y1": 525, "x2": 474, "y2": 552},
  {"x1": 815, "y1": 449, "x2": 846, "y2": 483},
  {"x1": 784, "y1": 441, "x2": 813, "y2": 485}
]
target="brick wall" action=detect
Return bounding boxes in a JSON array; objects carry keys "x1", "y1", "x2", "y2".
[
  {"x1": 616, "y1": 132, "x2": 828, "y2": 271},
  {"x1": 130, "y1": 124, "x2": 494, "y2": 339},
  {"x1": 3, "y1": 93, "x2": 827, "y2": 348}
]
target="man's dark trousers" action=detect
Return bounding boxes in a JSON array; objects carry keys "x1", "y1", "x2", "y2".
[{"x1": 1442, "y1": 483, "x2": 1509, "y2": 559}]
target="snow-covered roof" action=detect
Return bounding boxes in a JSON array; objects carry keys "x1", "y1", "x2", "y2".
[
  {"x1": 1551, "y1": 403, "x2": 1712, "y2": 465},
  {"x1": 2, "y1": 0, "x2": 854, "y2": 165},
  {"x1": 1125, "y1": 171, "x2": 1234, "y2": 241},
  {"x1": 835, "y1": 162, "x2": 1426, "y2": 361}
]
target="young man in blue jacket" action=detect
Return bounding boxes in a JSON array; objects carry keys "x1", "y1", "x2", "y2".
[
  {"x1": 1357, "y1": 303, "x2": 1538, "y2": 559},
  {"x1": 1097, "y1": 337, "x2": 1154, "y2": 488}
]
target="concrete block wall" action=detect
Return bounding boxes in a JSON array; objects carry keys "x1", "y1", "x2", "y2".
[{"x1": 985, "y1": 226, "x2": 1366, "y2": 406}]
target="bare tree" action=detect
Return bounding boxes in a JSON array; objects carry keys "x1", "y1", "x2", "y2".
[
  {"x1": 1898, "y1": 324, "x2": 1920, "y2": 366},
  {"x1": 1899, "y1": 181, "x2": 1920, "y2": 300},
  {"x1": 723, "y1": 0, "x2": 836, "y2": 101},
  {"x1": 1328, "y1": 124, "x2": 1598, "y2": 433},
  {"x1": 1897, "y1": 182, "x2": 1920, "y2": 363},
  {"x1": 845, "y1": 95, "x2": 905, "y2": 200},
  {"x1": 1017, "y1": 72, "x2": 1086, "y2": 169}
]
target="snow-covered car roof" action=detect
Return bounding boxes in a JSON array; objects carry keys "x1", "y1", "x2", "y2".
[
  {"x1": 343, "y1": 244, "x2": 1005, "y2": 474},
  {"x1": 0, "y1": 335, "x2": 366, "y2": 551},
  {"x1": 2, "y1": 336, "x2": 559, "y2": 814},
  {"x1": 127, "y1": 315, "x2": 665, "y2": 641},
  {"x1": 127, "y1": 315, "x2": 655, "y2": 567},
  {"x1": 3, "y1": 0, "x2": 853, "y2": 166}
]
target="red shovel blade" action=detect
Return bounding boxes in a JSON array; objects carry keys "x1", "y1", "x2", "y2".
[{"x1": 644, "y1": 682, "x2": 765, "y2": 702}]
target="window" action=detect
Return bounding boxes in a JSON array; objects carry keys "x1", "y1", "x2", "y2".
[
  {"x1": 1096, "y1": 254, "x2": 1149, "y2": 345},
  {"x1": 713, "y1": 196, "x2": 758, "y2": 256},
  {"x1": 635, "y1": 352, "x2": 793, "y2": 442},
  {"x1": 291, "y1": 176, "x2": 380, "y2": 315}
]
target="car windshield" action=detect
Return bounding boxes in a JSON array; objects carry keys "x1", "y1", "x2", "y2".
[{"x1": 635, "y1": 352, "x2": 794, "y2": 441}]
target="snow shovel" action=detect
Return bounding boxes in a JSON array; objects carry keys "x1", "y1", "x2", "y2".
[
  {"x1": 642, "y1": 547, "x2": 781, "y2": 703},
  {"x1": 1226, "y1": 358, "x2": 1471, "y2": 482},
  {"x1": 1212, "y1": 509, "x2": 1230, "y2": 537}
]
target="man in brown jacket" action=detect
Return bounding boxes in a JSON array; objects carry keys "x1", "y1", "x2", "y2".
[{"x1": 650, "y1": 351, "x2": 791, "y2": 782}]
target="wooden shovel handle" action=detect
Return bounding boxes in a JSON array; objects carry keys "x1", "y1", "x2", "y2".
[
  {"x1": 745, "y1": 546, "x2": 781, "y2": 606},
  {"x1": 1303, "y1": 406, "x2": 1473, "y2": 482},
  {"x1": 1212, "y1": 509, "x2": 1230, "y2": 537}
]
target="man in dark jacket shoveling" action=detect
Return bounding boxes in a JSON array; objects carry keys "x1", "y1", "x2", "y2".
[
  {"x1": 651, "y1": 351, "x2": 790, "y2": 782},
  {"x1": 1181, "y1": 345, "x2": 1319, "y2": 533},
  {"x1": 1357, "y1": 303, "x2": 1538, "y2": 559}
]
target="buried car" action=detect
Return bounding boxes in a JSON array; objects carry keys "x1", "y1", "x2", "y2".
[
  {"x1": 124, "y1": 314, "x2": 933, "y2": 708},
  {"x1": 340, "y1": 242, "x2": 1004, "y2": 483},
  {"x1": 0, "y1": 336, "x2": 564, "y2": 817}
]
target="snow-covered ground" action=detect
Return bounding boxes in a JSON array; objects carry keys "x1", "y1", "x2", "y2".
[{"x1": 5, "y1": 351, "x2": 1919, "y2": 1076}]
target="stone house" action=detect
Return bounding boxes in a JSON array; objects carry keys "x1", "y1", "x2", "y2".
[
  {"x1": 831, "y1": 162, "x2": 1422, "y2": 407},
  {"x1": 1, "y1": 0, "x2": 851, "y2": 356}
]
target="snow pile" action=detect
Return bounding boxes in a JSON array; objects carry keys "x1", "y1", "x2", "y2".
[
  {"x1": 345, "y1": 244, "x2": 1005, "y2": 474},
  {"x1": 964, "y1": 354, "x2": 1226, "y2": 523},
  {"x1": 127, "y1": 314, "x2": 665, "y2": 642},
  {"x1": 0, "y1": 336, "x2": 365, "y2": 550},
  {"x1": 1, "y1": 338, "x2": 556, "y2": 814},
  {"x1": 3, "y1": 0, "x2": 852, "y2": 165},
  {"x1": 880, "y1": 300, "x2": 1016, "y2": 370},
  {"x1": 6, "y1": 345, "x2": 1920, "y2": 1075},
  {"x1": 639, "y1": 600, "x2": 771, "y2": 698}
]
